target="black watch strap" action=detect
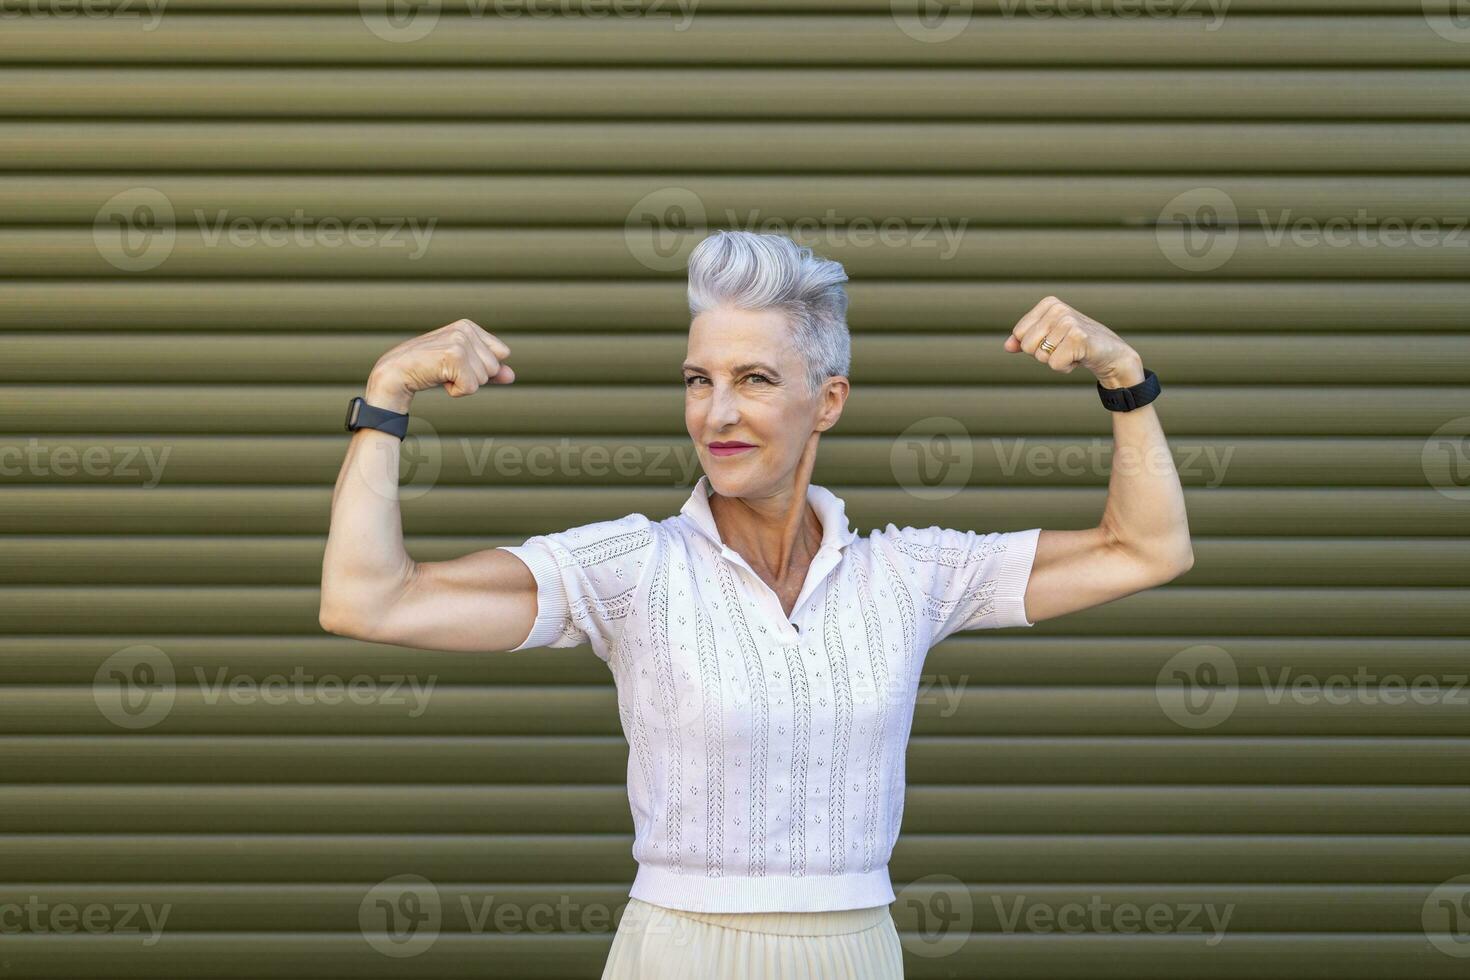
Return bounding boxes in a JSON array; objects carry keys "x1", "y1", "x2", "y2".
[
  {"x1": 1096, "y1": 367, "x2": 1161, "y2": 412},
  {"x1": 345, "y1": 396, "x2": 410, "y2": 440}
]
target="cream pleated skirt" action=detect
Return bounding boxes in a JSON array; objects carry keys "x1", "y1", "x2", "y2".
[{"x1": 600, "y1": 896, "x2": 905, "y2": 979}]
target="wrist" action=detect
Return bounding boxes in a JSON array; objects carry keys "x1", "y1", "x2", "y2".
[
  {"x1": 364, "y1": 372, "x2": 414, "y2": 414},
  {"x1": 1096, "y1": 355, "x2": 1145, "y2": 389}
]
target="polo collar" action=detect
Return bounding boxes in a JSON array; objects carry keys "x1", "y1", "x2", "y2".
[{"x1": 679, "y1": 474, "x2": 859, "y2": 554}]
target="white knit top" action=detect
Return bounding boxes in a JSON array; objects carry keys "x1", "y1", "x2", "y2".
[{"x1": 499, "y1": 475, "x2": 1040, "y2": 914}]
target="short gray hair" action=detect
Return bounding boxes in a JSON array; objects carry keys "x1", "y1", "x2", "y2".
[{"x1": 686, "y1": 230, "x2": 851, "y2": 395}]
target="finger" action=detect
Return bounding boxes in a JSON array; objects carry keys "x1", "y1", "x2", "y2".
[
  {"x1": 467, "y1": 321, "x2": 511, "y2": 360},
  {"x1": 1044, "y1": 328, "x2": 1084, "y2": 372},
  {"x1": 1029, "y1": 303, "x2": 1089, "y2": 357},
  {"x1": 465, "y1": 339, "x2": 501, "y2": 385},
  {"x1": 483, "y1": 332, "x2": 512, "y2": 361},
  {"x1": 451, "y1": 329, "x2": 509, "y2": 391},
  {"x1": 446, "y1": 326, "x2": 493, "y2": 379},
  {"x1": 462, "y1": 326, "x2": 512, "y2": 378},
  {"x1": 438, "y1": 358, "x2": 479, "y2": 396},
  {"x1": 1018, "y1": 310, "x2": 1062, "y2": 356},
  {"x1": 1034, "y1": 328, "x2": 1065, "y2": 366},
  {"x1": 446, "y1": 318, "x2": 510, "y2": 363},
  {"x1": 444, "y1": 343, "x2": 487, "y2": 397},
  {"x1": 1009, "y1": 295, "x2": 1063, "y2": 349}
]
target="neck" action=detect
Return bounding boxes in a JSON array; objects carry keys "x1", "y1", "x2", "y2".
[{"x1": 708, "y1": 449, "x2": 823, "y2": 580}]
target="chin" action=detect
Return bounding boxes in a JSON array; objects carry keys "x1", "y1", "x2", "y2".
[
  {"x1": 702, "y1": 460, "x2": 739, "y2": 483},
  {"x1": 704, "y1": 462, "x2": 769, "y2": 497}
]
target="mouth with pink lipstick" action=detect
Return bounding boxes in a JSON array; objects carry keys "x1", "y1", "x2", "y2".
[{"x1": 708, "y1": 441, "x2": 757, "y2": 457}]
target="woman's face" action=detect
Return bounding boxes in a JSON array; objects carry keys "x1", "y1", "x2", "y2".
[{"x1": 683, "y1": 305, "x2": 844, "y2": 497}]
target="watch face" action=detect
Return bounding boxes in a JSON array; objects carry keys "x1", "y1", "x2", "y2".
[{"x1": 345, "y1": 397, "x2": 362, "y2": 430}]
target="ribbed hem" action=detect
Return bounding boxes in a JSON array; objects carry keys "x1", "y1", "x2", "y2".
[
  {"x1": 497, "y1": 543, "x2": 569, "y2": 651},
  {"x1": 992, "y1": 526, "x2": 1041, "y2": 628},
  {"x1": 629, "y1": 865, "x2": 896, "y2": 914}
]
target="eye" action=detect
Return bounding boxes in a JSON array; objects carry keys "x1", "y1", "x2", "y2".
[
  {"x1": 747, "y1": 374, "x2": 772, "y2": 384},
  {"x1": 683, "y1": 375, "x2": 708, "y2": 387}
]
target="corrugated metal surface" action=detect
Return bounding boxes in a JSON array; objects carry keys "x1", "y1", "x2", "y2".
[{"x1": 2, "y1": 1, "x2": 1467, "y2": 976}]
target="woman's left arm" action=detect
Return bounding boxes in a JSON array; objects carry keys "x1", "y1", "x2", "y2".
[{"x1": 1003, "y1": 296, "x2": 1195, "y2": 625}]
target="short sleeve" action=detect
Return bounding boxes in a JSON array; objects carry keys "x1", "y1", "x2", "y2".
[
  {"x1": 497, "y1": 512, "x2": 657, "y2": 662},
  {"x1": 884, "y1": 524, "x2": 1041, "y2": 647}
]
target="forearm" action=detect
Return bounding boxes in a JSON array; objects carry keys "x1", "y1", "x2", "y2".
[
  {"x1": 319, "y1": 374, "x2": 417, "y2": 630},
  {"x1": 1095, "y1": 356, "x2": 1194, "y2": 570}
]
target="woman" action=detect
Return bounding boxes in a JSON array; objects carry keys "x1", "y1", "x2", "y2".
[{"x1": 320, "y1": 230, "x2": 1194, "y2": 978}]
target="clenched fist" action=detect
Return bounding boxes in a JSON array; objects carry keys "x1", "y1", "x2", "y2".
[
  {"x1": 1003, "y1": 296, "x2": 1144, "y2": 387},
  {"x1": 366, "y1": 318, "x2": 515, "y2": 413}
]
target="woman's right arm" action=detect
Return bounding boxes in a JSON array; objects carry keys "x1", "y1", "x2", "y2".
[{"x1": 317, "y1": 318, "x2": 536, "y2": 653}]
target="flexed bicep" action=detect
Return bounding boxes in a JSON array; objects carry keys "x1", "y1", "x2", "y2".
[{"x1": 1021, "y1": 526, "x2": 1187, "y2": 625}]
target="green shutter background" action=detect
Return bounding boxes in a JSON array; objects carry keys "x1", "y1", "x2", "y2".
[{"x1": 3, "y1": 1, "x2": 1469, "y2": 976}]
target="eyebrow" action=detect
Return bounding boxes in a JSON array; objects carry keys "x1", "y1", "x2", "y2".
[{"x1": 682, "y1": 362, "x2": 781, "y2": 376}]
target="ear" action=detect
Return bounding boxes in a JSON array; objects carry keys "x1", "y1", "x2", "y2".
[{"x1": 815, "y1": 376, "x2": 850, "y2": 431}]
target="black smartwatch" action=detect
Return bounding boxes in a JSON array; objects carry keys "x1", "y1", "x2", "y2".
[
  {"x1": 1096, "y1": 367, "x2": 1161, "y2": 412},
  {"x1": 345, "y1": 396, "x2": 410, "y2": 440}
]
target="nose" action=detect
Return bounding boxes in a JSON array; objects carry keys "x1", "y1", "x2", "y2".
[{"x1": 709, "y1": 382, "x2": 741, "y2": 430}]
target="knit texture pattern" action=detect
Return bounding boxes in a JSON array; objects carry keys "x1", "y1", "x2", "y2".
[{"x1": 500, "y1": 478, "x2": 1039, "y2": 913}]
